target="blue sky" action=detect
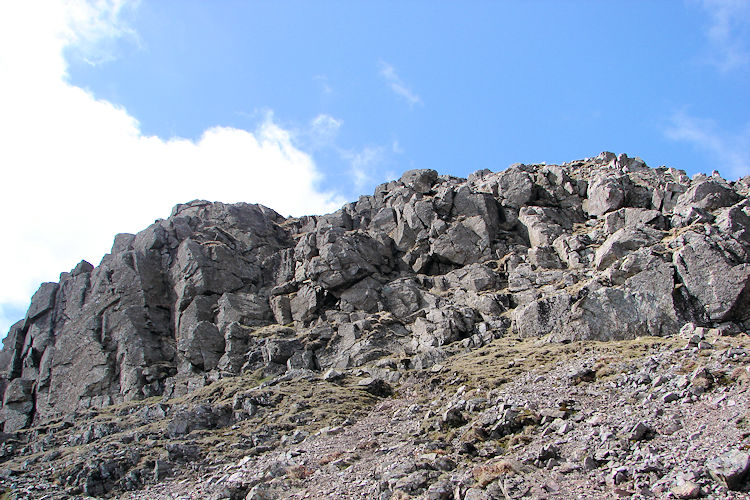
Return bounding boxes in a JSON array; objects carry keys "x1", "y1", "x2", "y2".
[{"x1": 1, "y1": 0, "x2": 749, "y2": 336}]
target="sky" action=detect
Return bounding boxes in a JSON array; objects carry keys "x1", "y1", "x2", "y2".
[{"x1": 1, "y1": 0, "x2": 749, "y2": 336}]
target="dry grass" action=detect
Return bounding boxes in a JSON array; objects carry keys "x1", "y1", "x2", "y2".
[
  {"x1": 440, "y1": 334, "x2": 685, "y2": 392},
  {"x1": 287, "y1": 464, "x2": 315, "y2": 480},
  {"x1": 472, "y1": 459, "x2": 522, "y2": 487}
]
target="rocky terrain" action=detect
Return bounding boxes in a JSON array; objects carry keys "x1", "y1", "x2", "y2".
[{"x1": 1, "y1": 151, "x2": 750, "y2": 499}]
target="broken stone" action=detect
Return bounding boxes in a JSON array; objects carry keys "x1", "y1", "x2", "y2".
[
  {"x1": 357, "y1": 378, "x2": 393, "y2": 397},
  {"x1": 707, "y1": 449, "x2": 750, "y2": 490}
]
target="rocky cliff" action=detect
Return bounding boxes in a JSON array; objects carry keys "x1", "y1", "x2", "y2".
[{"x1": 2, "y1": 152, "x2": 750, "y2": 499}]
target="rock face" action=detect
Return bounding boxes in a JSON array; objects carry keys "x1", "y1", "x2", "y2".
[{"x1": 2, "y1": 152, "x2": 750, "y2": 436}]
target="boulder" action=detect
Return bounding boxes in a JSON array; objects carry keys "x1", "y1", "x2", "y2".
[
  {"x1": 306, "y1": 230, "x2": 390, "y2": 290},
  {"x1": 716, "y1": 201, "x2": 750, "y2": 243},
  {"x1": 178, "y1": 321, "x2": 225, "y2": 371},
  {"x1": 269, "y1": 295, "x2": 293, "y2": 325},
  {"x1": 1, "y1": 379, "x2": 34, "y2": 431},
  {"x1": 339, "y1": 277, "x2": 382, "y2": 313},
  {"x1": 512, "y1": 293, "x2": 572, "y2": 338},
  {"x1": 382, "y1": 278, "x2": 425, "y2": 319},
  {"x1": 676, "y1": 179, "x2": 740, "y2": 212},
  {"x1": 707, "y1": 449, "x2": 750, "y2": 490},
  {"x1": 431, "y1": 217, "x2": 493, "y2": 265},
  {"x1": 557, "y1": 260, "x2": 682, "y2": 341},
  {"x1": 652, "y1": 182, "x2": 686, "y2": 212},
  {"x1": 496, "y1": 167, "x2": 535, "y2": 207},
  {"x1": 594, "y1": 226, "x2": 663, "y2": 270},
  {"x1": 215, "y1": 292, "x2": 271, "y2": 330},
  {"x1": 400, "y1": 169, "x2": 438, "y2": 194},
  {"x1": 587, "y1": 175, "x2": 625, "y2": 216},
  {"x1": 673, "y1": 230, "x2": 750, "y2": 322},
  {"x1": 518, "y1": 206, "x2": 573, "y2": 248},
  {"x1": 603, "y1": 208, "x2": 667, "y2": 234},
  {"x1": 290, "y1": 285, "x2": 322, "y2": 322}
]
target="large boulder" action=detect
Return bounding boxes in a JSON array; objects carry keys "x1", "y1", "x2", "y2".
[
  {"x1": 587, "y1": 175, "x2": 625, "y2": 216},
  {"x1": 673, "y1": 229, "x2": 750, "y2": 322},
  {"x1": 431, "y1": 217, "x2": 494, "y2": 266},
  {"x1": 594, "y1": 226, "x2": 663, "y2": 270},
  {"x1": 675, "y1": 179, "x2": 740, "y2": 212},
  {"x1": 306, "y1": 229, "x2": 391, "y2": 290},
  {"x1": 400, "y1": 169, "x2": 438, "y2": 194},
  {"x1": 518, "y1": 207, "x2": 573, "y2": 248},
  {"x1": 558, "y1": 260, "x2": 682, "y2": 341}
]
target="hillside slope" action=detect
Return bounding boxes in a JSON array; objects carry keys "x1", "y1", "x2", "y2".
[{"x1": 2, "y1": 152, "x2": 750, "y2": 498}]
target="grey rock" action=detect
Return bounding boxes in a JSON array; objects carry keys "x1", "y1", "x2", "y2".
[
  {"x1": 594, "y1": 226, "x2": 662, "y2": 270},
  {"x1": 652, "y1": 181, "x2": 687, "y2": 212},
  {"x1": 559, "y1": 260, "x2": 681, "y2": 340},
  {"x1": 0, "y1": 379, "x2": 34, "y2": 431},
  {"x1": 323, "y1": 368, "x2": 343, "y2": 381},
  {"x1": 673, "y1": 230, "x2": 750, "y2": 322},
  {"x1": 553, "y1": 234, "x2": 592, "y2": 268},
  {"x1": 671, "y1": 205, "x2": 715, "y2": 228},
  {"x1": 716, "y1": 201, "x2": 750, "y2": 242},
  {"x1": 165, "y1": 443, "x2": 202, "y2": 462},
  {"x1": 166, "y1": 404, "x2": 232, "y2": 438},
  {"x1": 217, "y1": 322, "x2": 251, "y2": 373},
  {"x1": 216, "y1": 292, "x2": 271, "y2": 330},
  {"x1": 401, "y1": 169, "x2": 438, "y2": 194},
  {"x1": 663, "y1": 392, "x2": 680, "y2": 403},
  {"x1": 393, "y1": 469, "x2": 429, "y2": 494},
  {"x1": 425, "y1": 480, "x2": 453, "y2": 500},
  {"x1": 519, "y1": 206, "x2": 573, "y2": 247},
  {"x1": 587, "y1": 175, "x2": 625, "y2": 216},
  {"x1": 512, "y1": 293, "x2": 571, "y2": 338},
  {"x1": 603, "y1": 208, "x2": 667, "y2": 234},
  {"x1": 463, "y1": 488, "x2": 492, "y2": 500},
  {"x1": 153, "y1": 459, "x2": 172, "y2": 481},
  {"x1": 3, "y1": 153, "x2": 750, "y2": 450},
  {"x1": 269, "y1": 295, "x2": 292, "y2": 325},
  {"x1": 263, "y1": 337, "x2": 302, "y2": 366},
  {"x1": 382, "y1": 278, "x2": 424, "y2": 319},
  {"x1": 306, "y1": 229, "x2": 390, "y2": 290},
  {"x1": 290, "y1": 285, "x2": 322, "y2": 323},
  {"x1": 442, "y1": 263, "x2": 499, "y2": 292},
  {"x1": 178, "y1": 321, "x2": 225, "y2": 371},
  {"x1": 441, "y1": 407, "x2": 467, "y2": 428},
  {"x1": 24, "y1": 282, "x2": 58, "y2": 322},
  {"x1": 707, "y1": 449, "x2": 750, "y2": 490},
  {"x1": 676, "y1": 179, "x2": 740, "y2": 211},
  {"x1": 496, "y1": 167, "x2": 535, "y2": 207},
  {"x1": 286, "y1": 349, "x2": 316, "y2": 371},
  {"x1": 357, "y1": 377, "x2": 393, "y2": 397},
  {"x1": 628, "y1": 421, "x2": 652, "y2": 441},
  {"x1": 528, "y1": 245, "x2": 564, "y2": 269},
  {"x1": 431, "y1": 216, "x2": 493, "y2": 265},
  {"x1": 671, "y1": 479, "x2": 702, "y2": 499},
  {"x1": 339, "y1": 277, "x2": 382, "y2": 313}
]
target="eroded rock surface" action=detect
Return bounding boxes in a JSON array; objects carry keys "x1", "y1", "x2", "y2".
[{"x1": 2, "y1": 152, "x2": 750, "y2": 498}]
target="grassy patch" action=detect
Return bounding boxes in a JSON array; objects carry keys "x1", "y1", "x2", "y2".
[{"x1": 440, "y1": 335, "x2": 684, "y2": 392}]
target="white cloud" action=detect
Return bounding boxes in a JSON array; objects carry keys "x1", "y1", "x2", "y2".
[
  {"x1": 665, "y1": 110, "x2": 750, "y2": 177},
  {"x1": 308, "y1": 114, "x2": 343, "y2": 149},
  {"x1": 313, "y1": 75, "x2": 333, "y2": 95},
  {"x1": 696, "y1": 0, "x2": 750, "y2": 72},
  {"x1": 379, "y1": 61, "x2": 422, "y2": 107},
  {"x1": 341, "y1": 147, "x2": 386, "y2": 190},
  {"x1": 0, "y1": 1, "x2": 345, "y2": 334}
]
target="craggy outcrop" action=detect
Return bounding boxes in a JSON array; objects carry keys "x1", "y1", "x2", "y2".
[{"x1": 2, "y1": 152, "x2": 750, "y2": 434}]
